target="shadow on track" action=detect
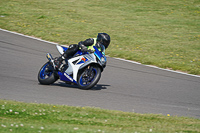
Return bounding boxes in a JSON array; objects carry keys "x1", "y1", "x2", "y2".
[{"x1": 48, "y1": 82, "x2": 110, "y2": 90}]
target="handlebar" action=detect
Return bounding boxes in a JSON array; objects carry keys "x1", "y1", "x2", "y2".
[{"x1": 87, "y1": 49, "x2": 94, "y2": 53}]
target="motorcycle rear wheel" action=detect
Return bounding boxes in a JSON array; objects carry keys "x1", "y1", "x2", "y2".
[
  {"x1": 38, "y1": 62, "x2": 58, "y2": 85},
  {"x1": 77, "y1": 65, "x2": 101, "y2": 90}
]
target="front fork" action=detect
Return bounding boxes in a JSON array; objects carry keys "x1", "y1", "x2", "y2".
[
  {"x1": 85, "y1": 65, "x2": 93, "y2": 77},
  {"x1": 46, "y1": 53, "x2": 56, "y2": 69},
  {"x1": 46, "y1": 53, "x2": 60, "y2": 78}
]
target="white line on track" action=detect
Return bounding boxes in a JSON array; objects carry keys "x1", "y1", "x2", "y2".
[
  {"x1": 115, "y1": 58, "x2": 200, "y2": 78},
  {"x1": 1, "y1": 28, "x2": 200, "y2": 78},
  {"x1": 0, "y1": 28, "x2": 59, "y2": 45}
]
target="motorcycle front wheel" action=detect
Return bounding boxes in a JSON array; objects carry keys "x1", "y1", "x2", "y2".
[
  {"x1": 77, "y1": 65, "x2": 101, "y2": 90},
  {"x1": 38, "y1": 62, "x2": 58, "y2": 85}
]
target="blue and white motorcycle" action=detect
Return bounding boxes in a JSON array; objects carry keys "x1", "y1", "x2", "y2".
[{"x1": 38, "y1": 44, "x2": 107, "y2": 90}]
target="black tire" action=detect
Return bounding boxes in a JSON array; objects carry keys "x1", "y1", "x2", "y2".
[
  {"x1": 38, "y1": 62, "x2": 58, "y2": 85},
  {"x1": 77, "y1": 65, "x2": 101, "y2": 90}
]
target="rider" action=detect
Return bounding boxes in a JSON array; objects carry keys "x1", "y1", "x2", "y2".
[{"x1": 54, "y1": 33, "x2": 111, "y2": 70}]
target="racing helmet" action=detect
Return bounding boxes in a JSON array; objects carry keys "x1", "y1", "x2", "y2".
[{"x1": 97, "y1": 33, "x2": 110, "y2": 49}]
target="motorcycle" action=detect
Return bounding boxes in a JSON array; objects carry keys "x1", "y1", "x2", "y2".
[{"x1": 38, "y1": 44, "x2": 107, "y2": 90}]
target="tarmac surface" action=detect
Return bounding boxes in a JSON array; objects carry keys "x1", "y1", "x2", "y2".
[{"x1": 0, "y1": 29, "x2": 199, "y2": 119}]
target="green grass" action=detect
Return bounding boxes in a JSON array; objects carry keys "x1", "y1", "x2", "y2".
[
  {"x1": 0, "y1": 0, "x2": 200, "y2": 75},
  {"x1": 0, "y1": 100, "x2": 200, "y2": 133},
  {"x1": 1, "y1": 1, "x2": 199, "y2": 132}
]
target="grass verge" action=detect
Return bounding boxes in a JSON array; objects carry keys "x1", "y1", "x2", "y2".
[
  {"x1": 0, "y1": 100, "x2": 200, "y2": 133},
  {"x1": 0, "y1": 0, "x2": 199, "y2": 75}
]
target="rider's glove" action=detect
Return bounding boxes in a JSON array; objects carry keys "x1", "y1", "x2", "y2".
[
  {"x1": 78, "y1": 41, "x2": 88, "y2": 52},
  {"x1": 81, "y1": 47, "x2": 88, "y2": 52}
]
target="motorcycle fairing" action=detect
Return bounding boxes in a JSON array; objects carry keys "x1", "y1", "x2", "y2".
[
  {"x1": 56, "y1": 45, "x2": 103, "y2": 82},
  {"x1": 93, "y1": 46, "x2": 103, "y2": 60},
  {"x1": 65, "y1": 54, "x2": 96, "y2": 82},
  {"x1": 56, "y1": 45, "x2": 67, "y2": 55},
  {"x1": 93, "y1": 46, "x2": 107, "y2": 67},
  {"x1": 58, "y1": 71, "x2": 77, "y2": 83}
]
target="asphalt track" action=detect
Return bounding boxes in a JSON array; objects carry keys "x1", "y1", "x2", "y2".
[{"x1": 0, "y1": 29, "x2": 200, "y2": 119}]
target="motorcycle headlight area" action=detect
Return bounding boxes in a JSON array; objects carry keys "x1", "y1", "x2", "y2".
[{"x1": 100, "y1": 57, "x2": 106, "y2": 65}]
